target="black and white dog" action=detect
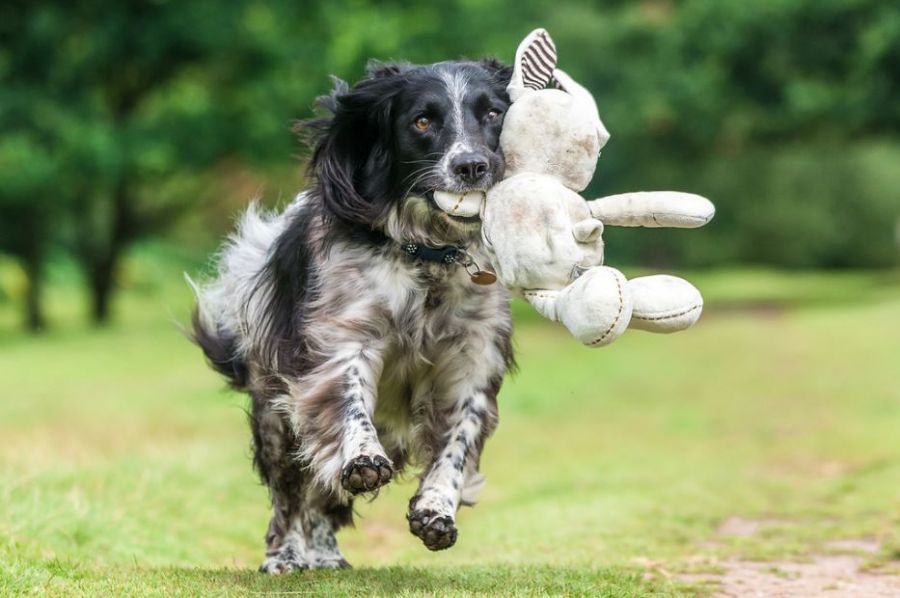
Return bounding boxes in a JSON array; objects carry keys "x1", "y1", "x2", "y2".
[{"x1": 191, "y1": 58, "x2": 516, "y2": 572}]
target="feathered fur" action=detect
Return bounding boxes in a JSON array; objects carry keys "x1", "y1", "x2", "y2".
[{"x1": 191, "y1": 58, "x2": 515, "y2": 572}]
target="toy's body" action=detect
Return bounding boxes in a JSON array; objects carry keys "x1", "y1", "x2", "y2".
[{"x1": 481, "y1": 29, "x2": 715, "y2": 346}]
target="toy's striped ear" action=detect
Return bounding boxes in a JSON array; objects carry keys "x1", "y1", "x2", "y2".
[{"x1": 508, "y1": 28, "x2": 557, "y2": 102}]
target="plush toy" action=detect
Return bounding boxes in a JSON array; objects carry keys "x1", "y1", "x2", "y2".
[{"x1": 480, "y1": 29, "x2": 716, "y2": 347}]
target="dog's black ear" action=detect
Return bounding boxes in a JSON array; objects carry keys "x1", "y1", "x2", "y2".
[
  {"x1": 315, "y1": 76, "x2": 349, "y2": 114},
  {"x1": 366, "y1": 60, "x2": 412, "y2": 79},
  {"x1": 299, "y1": 69, "x2": 406, "y2": 226},
  {"x1": 480, "y1": 56, "x2": 514, "y2": 87}
]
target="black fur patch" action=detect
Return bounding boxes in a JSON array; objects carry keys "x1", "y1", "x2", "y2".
[
  {"x1": 191, "y1": 307, "x2": 249, "y2": 390},
  {"x1": 297, "y1": 71, "x2": 408, "y2": 227},
  {"x1": 249, "y1": 205, "x2": 317, "y2": 375}
]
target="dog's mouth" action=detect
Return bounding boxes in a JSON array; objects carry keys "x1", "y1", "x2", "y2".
[{"x1": 427, "y1": 190, "x2": 486, "y2": 222}]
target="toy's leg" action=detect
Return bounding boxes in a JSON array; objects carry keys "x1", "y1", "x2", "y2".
[
  {"x1": 627, "y1": 275, "x2": 703, "y2": 333},
  {"x1": 587, "y1": 192, "x2": 715, "y2": 228},
  {"x1": 524, "y1": 266, "x2": 632, "y2": 347}
]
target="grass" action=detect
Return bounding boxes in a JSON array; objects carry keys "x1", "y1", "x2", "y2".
[{"x1": 1, "y1": 261, "x2": 898, "y2": 596}]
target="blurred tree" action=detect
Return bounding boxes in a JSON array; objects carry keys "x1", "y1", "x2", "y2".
[
  {"x1": 0, "y1": 133, "x2": 59, "y2": 331},
  {"x1": 1, "y1": 0, "x2": 898, "y2": 330},
  {"x1": 561, "y1": 0, "x2": 900, "y2": 267},
  {"x1": 0, "y1": 0, "x2": 326, "y2": 325}
]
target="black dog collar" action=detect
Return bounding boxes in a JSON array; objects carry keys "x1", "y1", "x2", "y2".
[
  {"x1": 400, "y1": 241, "x2": 498, "y2": 285},
  {"x1": 351, "y1": 224, "x2": 464, "y2": 265},
  {"x1": 354, "y1": 225, "x2": 495, "y2": 284},
  {"x1": 401, "y1": 242, "x2": 465, "y2": 265}
]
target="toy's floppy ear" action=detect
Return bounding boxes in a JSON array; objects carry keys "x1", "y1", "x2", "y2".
[
  {"x1": 553, "y1": 68, "x2": 611, "y2": 147},
  {"x1": 508, "y1": 28, "x2": 557, "y2": 102}
]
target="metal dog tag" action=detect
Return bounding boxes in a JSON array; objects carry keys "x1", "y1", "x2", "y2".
[
  {"x1": 460, "y1": 252, "x2": 497, "y2": 285},
  {"x1": 470, "y1": 270, "x2": 498, "y2": 285}
]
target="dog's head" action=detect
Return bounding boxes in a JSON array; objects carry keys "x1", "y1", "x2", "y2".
[{"x1": 301, "y1": 58, "x2": 513, "y2": 246}]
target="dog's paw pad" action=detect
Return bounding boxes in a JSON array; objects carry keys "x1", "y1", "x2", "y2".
[
  {"x1": 341, "y1": 455, "x2": 393, "y2": 494},
  {"x1": 407, "y1": 509, "x2": 458, "y2": 551}
]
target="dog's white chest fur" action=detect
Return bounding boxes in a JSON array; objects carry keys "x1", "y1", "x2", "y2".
[{"x1": 357, "y1": 258, "x2": 509, "y2": 464}]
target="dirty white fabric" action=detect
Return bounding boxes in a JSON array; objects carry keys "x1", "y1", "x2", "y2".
[{"x1": 482, "y1": 28, "x2": 714, "y2": 347}]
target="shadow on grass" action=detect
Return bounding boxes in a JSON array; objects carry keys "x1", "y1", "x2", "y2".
[{"x1": 63, "y1": 564, "x2": 693, "y2": 597}]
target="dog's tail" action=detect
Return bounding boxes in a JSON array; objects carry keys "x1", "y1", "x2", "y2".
[{"x1": 186, "y1": 275, "x2": 250, "y2": 391}]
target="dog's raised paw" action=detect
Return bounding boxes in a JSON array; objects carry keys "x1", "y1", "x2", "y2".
[
  {"x1": 407, "y1": 509, "x2": 458, "y2": 551},
  {"x1": 340, "y1": 454, "x2": 393, "y2": 494}
]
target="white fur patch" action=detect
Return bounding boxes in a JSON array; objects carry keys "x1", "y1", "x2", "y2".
[{"x1": 441, "y1": 69, "x2": 471, "y2": 149}]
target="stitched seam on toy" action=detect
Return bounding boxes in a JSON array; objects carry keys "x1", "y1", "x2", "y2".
[
  {"x1": 588, "y1": 272, "x2": 624, "y2": 346},
  {"x1": 632, "y1": 303, "x2": 702, "y2": 321},
  {"x1": 522, "y1": 291, "x2": 557, "y2": 299}
]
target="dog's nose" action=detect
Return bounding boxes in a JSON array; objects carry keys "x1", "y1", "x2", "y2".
[{"x1": 451, "y1": 153, "x2": 489, "y2": 185}]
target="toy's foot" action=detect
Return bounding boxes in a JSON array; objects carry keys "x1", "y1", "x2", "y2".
[
  {"x1": 407, "y1": 509, "x2": 458, "y2": 551},
  {"x1": 340, "y1": 455, "x2": 393, "y2": 495},
  {"x1": 554, "y1": 266, "x2": 632, "y2": 347},
  {"x1": 627, "y1": 275, "x2": 703, "y2": 333}
]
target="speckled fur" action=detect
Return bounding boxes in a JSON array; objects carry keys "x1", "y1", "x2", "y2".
[
  {"x1": 195, "y1": 196, "x2": 513, "y2": 569},
  {"x1": 191, "y1": 59, "x2": 515, "y2": 572}
]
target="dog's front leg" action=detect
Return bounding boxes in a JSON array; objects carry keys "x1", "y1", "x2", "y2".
[
  {"x1": 407, "y1": 385, "x2": 499, "y2": 551},
  {"x1": 291, "y1": 342, "x2": 393, "y2": 498}
]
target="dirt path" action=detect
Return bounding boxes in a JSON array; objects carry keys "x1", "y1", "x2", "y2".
[
  {"x1": 677, "y1": 518, "x2": 900, "y2": 597},
  {"x1": 689, "y1": 554, "x2": 900, "y2": 597}
]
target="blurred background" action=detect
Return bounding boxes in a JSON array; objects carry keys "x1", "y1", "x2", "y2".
[
  {"x1": 1, "y1": 1, "x2": 899, "y2": 594},
  {"x1": 1, "y1": 0, "x2": 898, "y2": 331}
]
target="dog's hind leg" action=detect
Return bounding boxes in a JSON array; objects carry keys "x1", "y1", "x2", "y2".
[{"x1": 250, "y1": 390, "x2": 352, "y2": 573}]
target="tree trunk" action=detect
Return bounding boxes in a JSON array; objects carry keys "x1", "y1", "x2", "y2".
[
  {"x1": 89, "y1": 257, "x2": 116, "y2": 325},
  {"x1": 87, "y1": 180, "x2": 132, "y2": 326},
  {"x1": 22, "y1": 245, "x2": 45, "y2": 333}
]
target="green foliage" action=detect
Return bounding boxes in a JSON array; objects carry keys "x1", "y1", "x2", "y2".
[
  {"x1": 564, "y1": 0, "x2": 900, "y2": 268},
  {"x1": 1, "y1": 0, "x2": 898, "y2": 328},
  {"x1": 1, "y1": 0, "x2": 327, "y2": 324}
]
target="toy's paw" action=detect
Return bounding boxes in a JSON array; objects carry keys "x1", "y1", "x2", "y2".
[
  {"x1": 407, "y1": 509, "x2": 458, "y2": 551},
  {"x1": 340, "y1": 454, "x2": 393, "y2": 495},
  {"x1": 627, "y1": 275, "x2": 703, "y2": 333},
  {"x1": 572, "y1": 218, "x2": 604, "y2": 243},
  {"x1": 555, "y1": 266, "x2": 632, "y2": 347}
]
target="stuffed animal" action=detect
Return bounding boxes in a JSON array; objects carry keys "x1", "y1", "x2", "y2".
[{"x1": 480, "y1": 29, "x2": 716, "y2": 347}]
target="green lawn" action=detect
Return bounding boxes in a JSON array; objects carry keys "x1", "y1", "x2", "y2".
[{"x1": 1, "y1": 266, "x2": 898, "y2": 596}]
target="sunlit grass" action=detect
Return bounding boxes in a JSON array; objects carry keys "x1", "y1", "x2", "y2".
[{"x1": 1, "y1": 265, "x2": 898, "y2": 596}]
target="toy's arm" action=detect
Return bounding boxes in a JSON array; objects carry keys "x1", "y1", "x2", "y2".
[{"x1": 587, "y1": 192, "x2": 715, "y2": 228}]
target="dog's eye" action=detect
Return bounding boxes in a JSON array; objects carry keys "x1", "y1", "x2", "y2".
[
  {"x1": 485, "y1": 109, "x2": 502, "y2": 121},
  {"x1": 414, "y1": 116, "x2": 431, "y2": 131}
]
